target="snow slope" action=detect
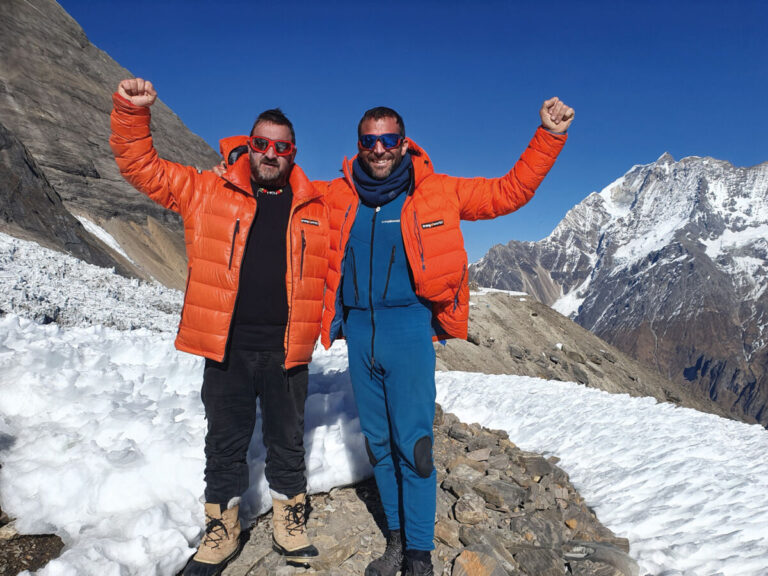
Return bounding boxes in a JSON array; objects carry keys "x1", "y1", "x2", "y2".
[{"x1": 1, "y1": 232, "x2": 768, "y2": 576}]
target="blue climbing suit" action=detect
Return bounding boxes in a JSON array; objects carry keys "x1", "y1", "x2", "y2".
[{"x1": 341, "y1": 186, "x2": 437, "y2": 552}]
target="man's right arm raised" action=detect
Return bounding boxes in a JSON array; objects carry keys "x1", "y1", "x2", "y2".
[{"x1": 110, "y1": 78, "x2": 199, "y2": 217}]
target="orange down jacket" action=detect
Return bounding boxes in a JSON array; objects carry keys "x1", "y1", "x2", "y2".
[
  {"x1": 109, "y1": 94, "x2": 328, "y2": 368},
  {"x1": 317, "y1": 127, "x2": 567, "y2": 348}
]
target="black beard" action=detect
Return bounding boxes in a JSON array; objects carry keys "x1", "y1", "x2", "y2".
[{"x1": 251, "y1": 161, "x2": 291, "y2": 189}]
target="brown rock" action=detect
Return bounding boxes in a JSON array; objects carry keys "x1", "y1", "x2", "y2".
[
  {"x1": 473, "y1": 478, "x2": 526, "y2": 511},
  {"x1": 454, "y1": 493, "x2": 488, "y2": 525},
  {"x1": 435, "y1": 519, "x2": 461, "y2": 549},
  {"x1": 448, "y1": 455, "x2": 488, "y2": 474},
  {"x1": 452, "y1": 549, "x2": 506, "y2": 576},
  {"x1": 466, "y1": 448, "x2": 492, "y2": 462}
]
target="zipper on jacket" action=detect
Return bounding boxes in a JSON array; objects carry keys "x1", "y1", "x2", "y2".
[
  {"x1": 177, "y1": 267, "x2": 192, "y2": 334},
  {"x1": 454, "y1": 264, "x2": 467, "y2": 312},
  {"x1": 284, "y1": 205, "x2": 297, "y2": 369},
  {"x1": 413, "y1": 211, "x2": 426, "y2": 271},
  {"x1": 222, "y1": 202, "x2": 256, "y2": 360},
  {"x1": 300, "y1": 229, "x2": 306, "y2": 280},
  {"x1": 350, "y1": 247, "x2": 359, "y2": 304},
  {"x1": 283, "y1": 195, "x2": 322, "y2": 368},
  {"x1": 340, "y1": 204, "x2": 352, "y2": 251},
  {"x1": 228, "y1": 219, "x2": 240, "y2": 269},
  {"x1": 332, "y1": 202, "x2": 356, "y2": 328},
  {"x1": 382, "y1": 246, "x2": 396, "y2": 300},
  {"x1": 369, "y1": 206, "x2": 379, "y2": 373}
]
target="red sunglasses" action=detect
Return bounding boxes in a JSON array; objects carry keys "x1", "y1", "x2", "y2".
[{"x1": 248, "y1": 136, "x2": 295, "y2": 156}]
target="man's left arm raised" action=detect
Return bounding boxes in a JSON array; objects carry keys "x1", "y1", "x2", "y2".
[{"x1": 450, "y1": 97, "x2": 574, "y2": 221}]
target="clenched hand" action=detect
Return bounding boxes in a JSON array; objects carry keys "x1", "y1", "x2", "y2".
[
  {"x1": 540, "y1": 97, "x2": 575, "y2": 133},
  {"x1": 117, "y1": 78, "x2": 157, "y2": 108}
]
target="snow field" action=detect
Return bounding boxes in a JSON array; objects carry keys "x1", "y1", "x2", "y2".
[
  {"x1": 2, "y1": 232, "x2": 768, "y2": 575},
  {"x1": 436, "y1": 372, "x2": 768, "y2": 576},
  {"x1": 0, "y1": 316, "x2": 369, "y2": 575}
]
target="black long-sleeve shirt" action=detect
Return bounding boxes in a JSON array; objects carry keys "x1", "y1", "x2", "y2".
[{"x1": 230, "y1": 183, "x2": 292, "y2": 351}]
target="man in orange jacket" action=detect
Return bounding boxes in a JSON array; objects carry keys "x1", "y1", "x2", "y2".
[
  {"x1": 110, "y1": 78, "x2": 327, "y2": 575},
  {"x1": 316, "y1": 97, "x2": 574, "y2": 576}
]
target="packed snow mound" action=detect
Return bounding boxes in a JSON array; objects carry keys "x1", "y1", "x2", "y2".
[
  {"x1": 0, "y1": 232, "x2": 181, "y2": 331},
  {"x1": 0, "y1": 315, "x2": 365, "y2": 575}
]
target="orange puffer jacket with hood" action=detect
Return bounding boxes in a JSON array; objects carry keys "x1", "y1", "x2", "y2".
[
  {"x1": 109, "y1": 94, "x2": 328, "y2": 368},
  {"x1": 317, "y1": 127, "x2": 567, "y2": 348}
]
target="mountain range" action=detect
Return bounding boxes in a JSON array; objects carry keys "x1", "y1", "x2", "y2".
[
  {"x1": 1, "y1": 0, "x2": 754, "y2": 430},
  {"x1": 471, "y1": 152, "x2": 768, "y2": 427}
]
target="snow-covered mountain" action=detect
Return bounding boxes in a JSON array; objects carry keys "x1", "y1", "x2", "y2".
[{"x1": 471, "y1": 153, "x2": 768, "y2": 427}]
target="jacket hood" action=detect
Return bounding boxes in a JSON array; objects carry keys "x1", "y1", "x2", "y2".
[{"x1": 218, "y1": 135, "x2": 319, "y2": 203}]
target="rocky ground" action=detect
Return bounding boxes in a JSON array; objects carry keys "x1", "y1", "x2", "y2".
[
  {"x1": 0, "y1": 503, "x2": 63, "y2": 575},
  {"x1": 216, "y1": 405, "x2": 637, "y2": 576},
  {"x1": 437, "y1": 290, "x2": 729, "y2": 420},
  {"x1": 0, "y1": 404, "x2": 638, "y2": 576}
]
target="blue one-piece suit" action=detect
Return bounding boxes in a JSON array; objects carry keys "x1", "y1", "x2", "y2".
[{"x1": 341, "y1": 189, "x2": 436, "y2": 552}]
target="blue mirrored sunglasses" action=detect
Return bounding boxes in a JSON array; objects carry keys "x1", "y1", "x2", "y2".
[{"x1": 358, "y1": 133, "x2": 403, "y2": 150}]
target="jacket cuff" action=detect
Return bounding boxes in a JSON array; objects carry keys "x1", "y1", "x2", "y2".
[
  {"x1": 112, "y1": 92, "x2": 150, "y2": 116},
  {"x1": 536, "y1": 125, "x2": 568, "y2": 141}
]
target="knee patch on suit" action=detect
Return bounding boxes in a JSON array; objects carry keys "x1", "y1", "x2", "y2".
[{"x1": 413, "y1": 436, "x2": 433, "y2": 478}]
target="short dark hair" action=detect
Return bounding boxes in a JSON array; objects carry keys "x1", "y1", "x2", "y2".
[
  {"x1": 251, "y1": 108, "x2": 295, "y2": 143},
  {"x1": 357, "y1": 106, "x2": 405, "y2": 138}
]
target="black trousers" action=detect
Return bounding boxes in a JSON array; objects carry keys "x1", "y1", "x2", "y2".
[{"x1": 201, "y1": 348, "x2": 309, "y2": 505}]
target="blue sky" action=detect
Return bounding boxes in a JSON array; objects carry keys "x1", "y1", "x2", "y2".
[{"x1": 60, "y1": 0, "x2": 767, "y2": 261}]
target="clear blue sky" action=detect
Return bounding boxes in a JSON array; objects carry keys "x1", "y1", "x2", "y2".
[{"x1": 59, "y1": 0, "x2": 767, "y2": 262}]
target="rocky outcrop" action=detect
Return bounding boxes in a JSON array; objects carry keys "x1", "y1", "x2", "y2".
[
  {"x1": 0, "y1": 0, "x2": 221, "y2": 289},
  {"x1": 436, "y1": 290, "x2": 731, "y2": 420},
  {"x1": 220, "y1": 405, "x2": 638, "y2": 576},
  {"x1": 0, "y1": 504, "x2": 64, "y2": 575},
  {"x1": 0, "y1": 120, "x2": 137, "y2": 277},
  {"x1": 471, "y1": 154, "x2": 768, "y2": 427},
  {"x1": 0, "y1": 405, "x2": 639, "y2": 575}
]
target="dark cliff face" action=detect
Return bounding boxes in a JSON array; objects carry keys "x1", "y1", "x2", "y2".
[
  {"x1": 0, "y1": 0, "x2": 221, "y2": 289},
  {"x1": 471, "y1": 154, "x2": 768, "y2": 427},
  {"x1": 0, "y1": 121, "x2": 133, "y2": 275}
]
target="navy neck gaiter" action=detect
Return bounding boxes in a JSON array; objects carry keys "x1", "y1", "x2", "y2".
[{"x1": 352, "y1": 152, "x2": 412, "y2": 207}]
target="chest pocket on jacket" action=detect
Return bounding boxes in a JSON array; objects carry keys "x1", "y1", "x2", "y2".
[
  {"x1": 295, "y1": 214, "x2": 328, "y2": 284},
  {"x1": 410, "y1": 207, "x2": 465, "y2": 302}
]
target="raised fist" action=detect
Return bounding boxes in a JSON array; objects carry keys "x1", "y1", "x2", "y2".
[
  {"x1": 540, "y1": 97, "x2": 575, "y2": 133},
  {"x1": 117, "y1": 78, "x2": 157, "y2": 107}
]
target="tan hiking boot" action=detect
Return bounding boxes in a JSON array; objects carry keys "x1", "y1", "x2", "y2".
[
  {"x1": 183, "y1": 502, "x2": 244, "y2": 576},
  {"x1": 271, "y1": 493, "x2": 319, "y2": 561}
]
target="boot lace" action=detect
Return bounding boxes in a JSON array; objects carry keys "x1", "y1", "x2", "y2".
[
  {"x1": 282, "y1": 501, "x2": 308, "y2": 536},
  {"x1": 201, "y1": 515, "x2": 229, "y2": 550}
]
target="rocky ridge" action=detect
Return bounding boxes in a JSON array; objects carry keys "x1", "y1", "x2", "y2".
[
  {"x1": 0, "y1": 403, "x2": 640, "y2": 576},
  {"x1": 0, "y1": 121, "x2": 135, "y2": 278},
  {"x1": 471, "y1": 154, "x2": 768, "y2": 427},
  {"x1": 217, "y1": 405, "x2": 638, "y2": 576},
  {"x1": 436, "y1": 289, "x2": 729, "y2": 420},
  {"x1": 0, "y1": 0, "x2": 221, "y2": 289}
]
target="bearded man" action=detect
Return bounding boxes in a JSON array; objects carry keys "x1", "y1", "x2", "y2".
[
  {"x1": 317, "y1": 98, "x2": 574, "y2": 576},
  {"x1": 110, "y1": 78, "x2": 327, "y2": 575}
]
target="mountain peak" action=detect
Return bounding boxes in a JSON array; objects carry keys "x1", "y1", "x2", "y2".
[{"x1": 656, "y1": 152, "x2": 675, "y2": 164}]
